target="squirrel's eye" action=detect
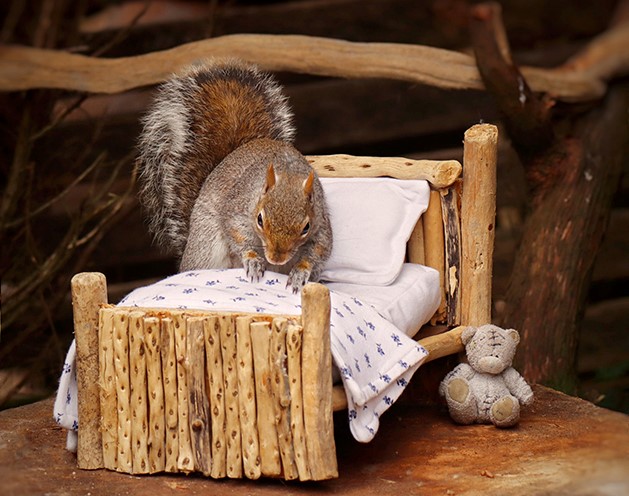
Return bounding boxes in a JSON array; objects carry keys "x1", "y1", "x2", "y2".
[
  {"x1": 301, "y1": 222, "x2": 310, "y2": 236},
  {"x1": 257, "y1": 212, "x2": 264, "y2": 228}
]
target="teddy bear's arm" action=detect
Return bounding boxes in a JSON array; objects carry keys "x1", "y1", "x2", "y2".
[{"x1": 503, "y1": 367, "x2": 534, "y2": 405}]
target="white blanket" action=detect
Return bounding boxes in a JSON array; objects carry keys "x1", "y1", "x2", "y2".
[{"x1": 55, "y1": 269, "x2": 429, "y2": 445}]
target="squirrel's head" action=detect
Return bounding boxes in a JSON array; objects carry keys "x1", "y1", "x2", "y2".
[{"x1": 255, "y1": 163, "x2": 315, "y2": 266}]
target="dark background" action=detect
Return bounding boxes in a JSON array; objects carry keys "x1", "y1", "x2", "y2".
[{"x1": 1, "y1": 0, "x2": 627, "y2": 412}]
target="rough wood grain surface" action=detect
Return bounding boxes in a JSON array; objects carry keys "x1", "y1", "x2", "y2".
[
  {"x1": 418, "y1": 326, "x2": 465, "y2": 363},
  {"x1": 219, "y1": 315, "x2": 243, "y2": 479},
  {"x1": 286, "y1": 323, "x2": 311, "y2": 481},
  {"x1": 159, "y1": 318, "x2": 179, "y2": 472},
  {"x1": 301, "y1": 283, "x2": 337, "y2": 480},
  {"x1": 309, "y1": 155, "x2": 461, "y2": 188},
  {"x1": 71, "y1": 272, "x2": 107, "y2": 470},
  {"x1": 2, "y1": 28, "x2": 627, "y2": 101},
  {"x1": 173, "y1": 312, "x2": 194, "y2": 473},
  {"x1": 205, "y1": 316, "x2": 226, "y2": 479},
  {"x1": 112, "y1": 310, "x2": 132, "y2": 473},
  {"x1": 441, "y1": 187, "x2": 462, "y2": 326},
  {"x1": 461, "y1": 124, "x2": 498, "y2": 327},
  {"x1": 98, "y1": 307, "x2": 118, "y2": 470},
  {"x1": 128, "y1": 311, "x2": 149, "y2": 474},
  {"x1": 3, "y1": 387, "x2": 629, "y2": 495},
  {"x1": 250, "y1": 321, "x2": 282, "y2": 477},
  {"x1": 270, "y1": 318, "x2": 298, "y2": 480},
  {"x1": 235, "y1": 316, "x2": 262, "y2": 480},
  {"x1": 407, "y1": 217, "x2": 426, "y2": 266},
  {"x1": 423, "y1": 190, "x2": 447, "y2": 324},
  {"x1": 187, "y1": 317, "x2": 211, "y2": 476},
  {"x1": 143, "y1": 316, "x2": 166, "y2": 473}
]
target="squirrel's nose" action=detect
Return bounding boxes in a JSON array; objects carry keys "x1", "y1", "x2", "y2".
[{"x1": 265, "y1": 248, "x2": 290, "y2": 266}]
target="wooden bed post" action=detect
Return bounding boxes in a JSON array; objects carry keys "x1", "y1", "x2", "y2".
[
  {"x1": 301, "y1": 283, "x2": 338, "y2": 480},
  {"x1": 71, "y1": 271, "x2": 108, "y2": 469},
  {"x1": 461, "y1": 124, "x2": 498, "y2": 326}
]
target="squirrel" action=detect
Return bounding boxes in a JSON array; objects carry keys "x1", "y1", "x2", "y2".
[{"x1": 137, "y1": 59, "x2": 332, "y2": 292}]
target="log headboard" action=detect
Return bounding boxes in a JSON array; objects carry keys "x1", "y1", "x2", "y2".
[{"x1": 309, "y1": 123, "x2": 497, "y2": 331}]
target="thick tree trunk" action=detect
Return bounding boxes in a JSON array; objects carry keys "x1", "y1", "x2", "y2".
[
  {"x1": 503, "y1": 85, "x2": 628, "y2": 391},
  {"x1": 470, "y1": 2, "x2": 628, "y2": 392}
]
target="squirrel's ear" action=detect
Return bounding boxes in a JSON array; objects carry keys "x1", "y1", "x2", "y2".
[
  {"x1": 303, "y1": 170, "x2": 314, "y2": 197},
  {"x1": 264, "y1": 163, "x2": 276, "y2": 193}
]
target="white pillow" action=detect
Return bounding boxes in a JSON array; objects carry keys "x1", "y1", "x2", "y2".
[
  {"x1": 320, "y1": 177, "x2": 430, "y2": 285},
  {"x1": 325, "y1": 263, "x2": 441, "y2": 337}
]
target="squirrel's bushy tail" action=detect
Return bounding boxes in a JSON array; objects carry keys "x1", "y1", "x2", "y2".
[{"x1": 137, "y1": 59, "x2": 295, "y2": 255}]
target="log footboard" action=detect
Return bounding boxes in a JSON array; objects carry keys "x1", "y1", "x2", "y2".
[{"x1": 72, "y1": 274, "x2": 337, "y2": 480}]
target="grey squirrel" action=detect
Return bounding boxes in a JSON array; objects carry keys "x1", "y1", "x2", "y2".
[{"x1": 137, "y1": 59, "x2": 332, "y2": 292}]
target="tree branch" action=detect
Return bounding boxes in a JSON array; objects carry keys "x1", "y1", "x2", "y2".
[
  {"x1": 469, "y1": 2, "x2": 554, "y2": 156},
  {"x1": 2, "y1": 28, "x2": 627, "y2": 101}
]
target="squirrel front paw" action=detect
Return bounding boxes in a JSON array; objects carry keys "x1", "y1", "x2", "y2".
[
  {"x1": 287, "y1": 264, "x2": 312, "y2": 294},
  {"x1": 242, "y1": 250, "x2": 266, "y2": 282}
]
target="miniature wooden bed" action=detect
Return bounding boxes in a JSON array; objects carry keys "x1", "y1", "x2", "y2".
[{"x1": 70, "y1": 123, "x2": 498, "y2": 481}]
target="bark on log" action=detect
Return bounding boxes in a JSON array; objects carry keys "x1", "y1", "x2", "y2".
[
  {"x1": 502, "y1": 85, "x2": 628, "y2": 390},
  {"x1": 441, "y1": 187, "x2": 462, "y2": 326},
  {"x1": 469, "y1": 2, "x2": 554, "y2": 155},
  {"x1": 469, "y1": 2, "x2": 628, "y2": 390}
]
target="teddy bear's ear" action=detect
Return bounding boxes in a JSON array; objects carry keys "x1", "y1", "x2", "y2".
[
  {"x1": 507, "y1": 329, "x2": 520, "y2": 345},
  {"x1": 461, "y1": 326, "x2": 477, "y2": 345}
]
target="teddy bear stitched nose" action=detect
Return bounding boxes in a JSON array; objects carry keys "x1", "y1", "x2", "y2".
[{"x1": 478, "y1": 356, "x2": 504, "y2": 374}]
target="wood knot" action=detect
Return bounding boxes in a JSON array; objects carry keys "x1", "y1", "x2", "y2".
[{"x1": 191, "y1": 419, "x2": 203, "y2": 431}]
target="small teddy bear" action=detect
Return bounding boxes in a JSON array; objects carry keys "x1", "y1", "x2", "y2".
[{"x1": 439, "y1": 324, "x2": 533, "y2": 427}]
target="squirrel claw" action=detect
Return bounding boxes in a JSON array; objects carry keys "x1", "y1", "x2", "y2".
[
  {"x1": 243, "y1": 255, "x2": 265, "y2": 283},
  {"x1": 287, "y1": 267, "x2": 310, "y2": 294}
]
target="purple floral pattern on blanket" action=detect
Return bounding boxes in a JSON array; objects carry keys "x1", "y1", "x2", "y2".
[{"x1": 54, "y1": 269, "x2": 428, "y2": 443}]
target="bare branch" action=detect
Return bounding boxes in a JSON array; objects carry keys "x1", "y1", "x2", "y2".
[
  {"x1": 470, "y1": 3, "x2": 554, "y2": 157},
  {"x1": 3, "y1": 30, "x2": 627, "y2": 102}
]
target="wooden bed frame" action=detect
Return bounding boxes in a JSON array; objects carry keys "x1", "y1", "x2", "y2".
[{"x1": 70, "y1": 123, "x2": 498, "y2": 481}]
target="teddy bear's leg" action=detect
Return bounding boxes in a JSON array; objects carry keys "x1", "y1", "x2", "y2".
[
  {"x1": 490, "y1": 395, "x2": 520, "y2": 428},
  {"x1": 444, "y1": 378, "x2": 478, "y2": 425}
]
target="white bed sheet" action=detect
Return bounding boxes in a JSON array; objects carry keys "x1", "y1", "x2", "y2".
[{"x1": 325, "y1": 263, "x2": 440, "y2": 338}]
